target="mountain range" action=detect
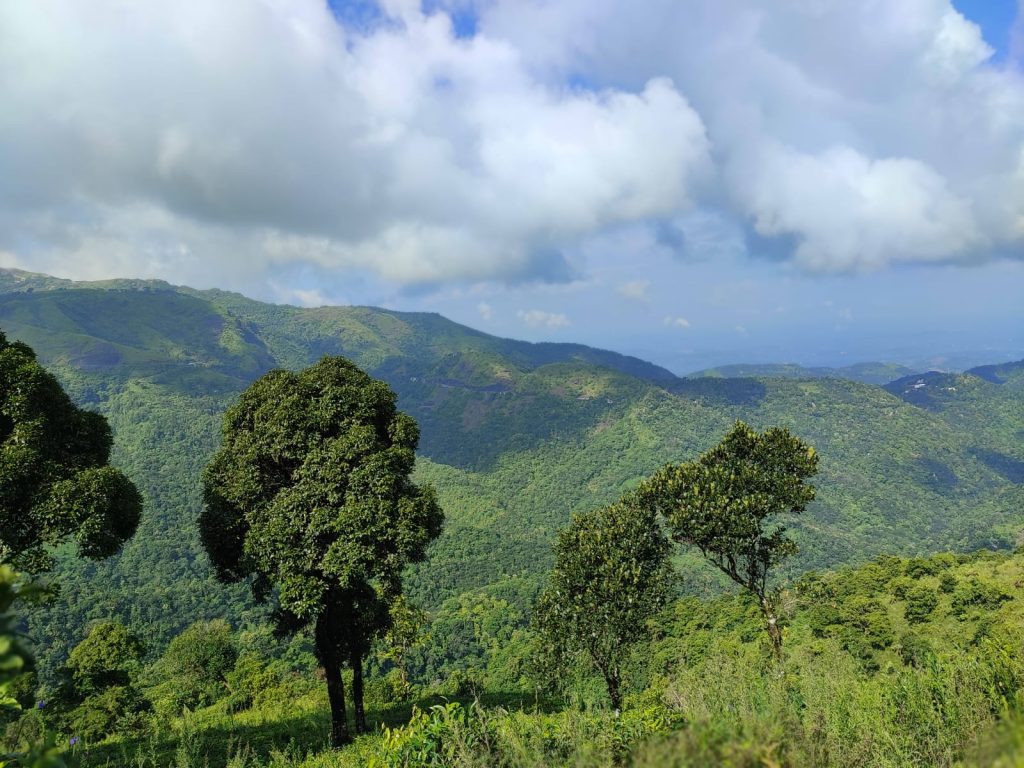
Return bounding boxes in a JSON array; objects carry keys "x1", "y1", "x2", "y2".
[{"x1": 1, "y1": 268, "x2": 1021, "y2": 671}]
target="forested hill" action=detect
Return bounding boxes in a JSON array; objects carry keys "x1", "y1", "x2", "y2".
[
  {"x1": 1, "y1": 268, "x2": 1022, "y2": 673},
  {"x1": 691, "y1": 361, "x2": 916, "y2": 385}
]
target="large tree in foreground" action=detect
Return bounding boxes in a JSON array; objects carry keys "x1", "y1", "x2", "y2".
[
  {"x1": 200, "y1": 357, "x2": 443, "y2": 746},
  {"x1": 636, "y1": 421, "x2": 818, "y2": 660},
  {"x1": 0, "y1": 332, "x2": 142, "y2": 572},
  {"x1": 533, "y1": 499, "x2": 672, "y2": 713}
]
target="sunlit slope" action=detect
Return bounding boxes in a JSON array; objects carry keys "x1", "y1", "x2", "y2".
[{"x1": 0, "y1": 269, "x2": 1021, "y2": 667}]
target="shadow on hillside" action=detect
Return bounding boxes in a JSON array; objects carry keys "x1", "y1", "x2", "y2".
[
  {"x1": 667, "y1": 377, "x2": 768, "y2": 407},
  {"x1": 80, "y1": 691, "x2": 553, "y2": 768}
]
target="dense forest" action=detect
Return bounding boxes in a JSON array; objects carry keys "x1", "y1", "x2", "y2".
[{"x1": 1, "y1": 268, "x2": 1023, "y2": 766}]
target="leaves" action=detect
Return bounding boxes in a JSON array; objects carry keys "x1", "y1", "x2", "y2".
[
  {"x1": 534, "y1": 498, "x2": 672, "y2": 709},
  {"x1": 0, "y1": 332, "x2": 141, "y2": 571}
]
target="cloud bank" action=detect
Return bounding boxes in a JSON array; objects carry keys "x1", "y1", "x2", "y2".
[{"x1": 1, "y1": 0, "x2": 1022, "y2": 293}]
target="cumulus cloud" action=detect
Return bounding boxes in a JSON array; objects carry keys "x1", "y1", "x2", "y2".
[
  {"x1": 478, "y1": 0, "x2": 1024, "y2": 272},
  {"x1": 517, "y1": 309, "x2": 570, "y2": 328},
  {"x1": 0, "y1": 0, "x2": 708, "y2": 288},
  {"x1": 663, "y1": 316, "x2": 691, "y2": 329},
  {"x1": 477, "y1": 301, "x2": 494, "y2": 320},
  {"x1": 0, "y1": 0, "x2": 1022, "y2": 292}
]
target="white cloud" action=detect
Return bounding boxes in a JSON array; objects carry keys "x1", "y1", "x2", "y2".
[
  {"x1": 0, "y1": 0, "x2": 1022, "y2": 292},
  {"x1": 617, "y1": 279, "x2": 650, "y2": 302},
  {"x1": 479, "y1": 0, "x2": 1024, "y2": 272},
  {"x1": 477, "y1": 301, "x2": 494, "y2": 320},
  {"x1": 517, "y1": 309, "x2": 570, "y2": 328},
  {"x1": 663, "y1": 316, "x2": 690, "y2": 329},
  {"x1": 0, "y1": 1, "x2": 709, "y2": 289}
]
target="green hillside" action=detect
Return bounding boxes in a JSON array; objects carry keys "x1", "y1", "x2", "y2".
[
  {"x1": 0, "y1": 270, "x2": 1021, "y2": 675},
  {"x1": 52, "y1": 549, "x2": 1024, "y2": 768},
  {"x1": 691, "y1": 361, "x2": 916, "y2": 385}
]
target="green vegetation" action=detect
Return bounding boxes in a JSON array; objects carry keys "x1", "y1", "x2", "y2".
[
  {"x1": 0, "y1": 269, "x2": 1023, "y2": 765},
  {"x1": 691, "y1": 361, "x2": 915, "y2": 385},
  {"x1": 638, "y1": 422, "x2": 818, "y2": 658},
  {"x1": 201, "y1": 358, "x2": 443, "y2": 745},
  {"x1": 533, "y1": 498, "x2": 672, "y2": 711},
  {"x1": 0, "y1": 331, "x2": 141, "y2": 573},
  {"x1": 2, "y1": 550, "x2": 1020, "y2": 766}
]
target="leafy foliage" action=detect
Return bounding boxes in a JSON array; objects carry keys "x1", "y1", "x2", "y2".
[
  {"x1": 533, "y1": 499, "x2": 672, "y2": 710},
  {"x1": 0, "y1": 332, "x2": 141, "y2": 572},
  {"x1": 66, "y1": 622, "x2": 144, "y2": 696},
  {"x1": 147, "y1": 620, "x2": 237, "y2": 715},
  {"x1": 637, "y1": 421, "x2": 818, "y2": 655},
  {"x1": 200, "y1": 357, "x2": 443, "y2": 744}
]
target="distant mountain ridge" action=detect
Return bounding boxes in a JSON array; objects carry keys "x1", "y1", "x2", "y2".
[
  {"x1": 690, "y1": 361, "x2": 917, "y2": 386},
  {"x1": 1, "y1": 268, "x2": 1021, "y2": 672}
]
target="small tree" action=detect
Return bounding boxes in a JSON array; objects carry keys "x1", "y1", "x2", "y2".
[
  {"x1": 0, "y1": 566, "x2": 67, "y2": 767},
  {"x1": 0, "y1": 332, "x2": 141, "y2": 572},
  {"x1": 637, "y1": 421, "x2": 818, "y2": 660},
  {"x1": 904, "y1": 585, "x2": 939, "y2": 624},
  {"x1": 380, "y1": 595, "x2": 429, "y2": 701},
  {"x1": 200, "y1": 357, "x2": 443, "y2": 746},
  {"x1": 65, "y1": 621, "x2": 149, "y2": 741},
  {"x1": 148, "y1": 619, "x2": 237, "y2": 713},
  {"x1": 533, "y1": 499, "x2": 672, "y2": 713},
  {"x1": 67, "y1": 621, "x2": 145, "y2": 695}
]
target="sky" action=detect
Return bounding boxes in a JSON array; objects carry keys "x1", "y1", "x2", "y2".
[{"x1": 0, "y1": 0, "x2": 1022, "y2": 373}]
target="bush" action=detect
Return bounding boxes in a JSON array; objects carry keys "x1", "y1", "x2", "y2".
[
  {"x1": 897, "y1": 633, "x2": 933, "y2": 668},
  {"x1": 148, "y1": 619, "x2": 238, "y2": 714},
  {"x1": 68, "y1": 685, "x2": 148, "y2": 742},
  {"x1": 904, "y1": 586, "x2": 939, "y2": 624},
  {"x1": 224, "y1": 654, "x2": 284, "y2": 712},
  {"x1": 951, "y1": 579, "x2": 1012, "y2": 618},
  {"x1": 890, "y1": 577, "x2": 915, "y2": 600},
  {"x1": 67, "y1": 621, "x2": 145, "y2": 697},
  {"x1": 905, "y1": 557, "x2": 939, "y2": 579}
]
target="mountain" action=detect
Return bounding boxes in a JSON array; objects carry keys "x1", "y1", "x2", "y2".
[
  {"x1": 690, "y1": 361, "x2": 917, "y2": 385},
  {"x1": 1, "y1": 269, "x2": 1022, "y2": 672}
]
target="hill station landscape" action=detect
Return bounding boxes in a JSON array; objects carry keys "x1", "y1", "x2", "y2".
[
  {"x1": 3, "y1": 1, "x2": 1024, "y2": 766},
  {"x1": 0, "y1": 268, "x2": 1022, "y2": 766}
]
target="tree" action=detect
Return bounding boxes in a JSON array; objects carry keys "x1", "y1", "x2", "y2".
[
  {"x1": 380, "y1": 595, "x2": 429, "y2": 702},
  {"x1": 532, "y1": 498, "x2": 672, "y2": 713},
  {"x1": 147, "y1": 619, "x2": 237, "y2": 714},
  {"x1": 64, "y1": 621, "x2": 149, "y2": 742},
  {"x1": 904, "y1": 585, "x2": 939, "y2": 624},
  {"x1": 636, "y1": 421, "x2": 818, "y2": 660},
  {"x1": 0, "y1": 332, "x2": 141, "y2": 572},
  {"x1": 200, "y1": 357, "x2": 443, "y2": 746},
  {"x1": 66, "y1": 621, "x2": 145, "y2": 695}
]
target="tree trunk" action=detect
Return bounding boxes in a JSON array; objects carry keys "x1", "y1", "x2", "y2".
[
  {"x1": 317, "y1": 612, "x2": 350, "y2": 747},
  {"x1": 605, "y1": 668, "x2": 622, "y2": 716},
  {"x1": 351, "y1": 650, "x2": 367, "y2": 733},
  {"x1": 761, "y1": 595, "x2": 783, "y2": 662},
  {"x1": 324, "y1": 657, "x2": 350, "y2": 747}
]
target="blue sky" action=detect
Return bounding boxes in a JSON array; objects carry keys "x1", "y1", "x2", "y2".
[
  {"x1": 1, "y1": 0, "x2": 1022, "y2": 372},
  {"x1": 955, "y1": 0, "x2": 1018, "y2": 58}
]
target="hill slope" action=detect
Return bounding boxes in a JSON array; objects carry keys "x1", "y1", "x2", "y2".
[{"x1": 1, "y1": 269, "x2": 1021, "y2": 671}]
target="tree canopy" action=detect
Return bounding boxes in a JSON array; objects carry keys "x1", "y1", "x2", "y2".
[
  {"x1": 0, "y1": 332, "x2": 142, "y2": 572},
  {"x1": 200, "y1": 356, "x2": 443, "y2": 745},
  {"x1": 637, "y1": 420, "x2": 818, "y2": 657},
  {"x1": 533, "y1": 498, "x2": 672, "y2": 712}
]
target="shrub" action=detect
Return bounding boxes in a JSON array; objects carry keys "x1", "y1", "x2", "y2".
[
  {"x1": 897, "y1": 633, "x2": 933, "y2": 668},
  {"x1": 148, "y1": 619, "x2": 238, "y2": 714},
  {"x1": 904, "y1": 585, "x2": 939, "y2": 624},
  {"x1": 951, "y1": 579, "x2": 1012, "y2": 618}
]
